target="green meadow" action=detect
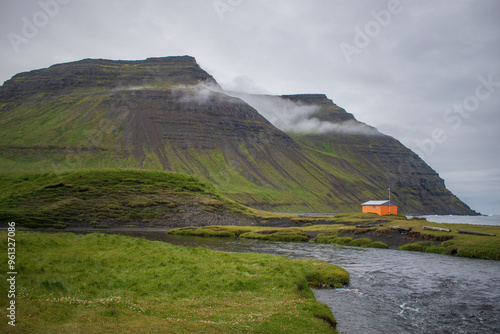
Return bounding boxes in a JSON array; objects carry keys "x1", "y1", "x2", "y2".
[{"x1": 0, "y1": 232, "x2": 349, "y2": 333}]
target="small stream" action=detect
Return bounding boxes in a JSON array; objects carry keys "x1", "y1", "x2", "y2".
[{"x1": 78, "y1": 230, "x2": 500, "y2": 334}]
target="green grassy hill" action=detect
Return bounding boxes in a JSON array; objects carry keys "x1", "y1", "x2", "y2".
[{"x1": 0, "y1": 169, "x2": 260, "y2": 229}]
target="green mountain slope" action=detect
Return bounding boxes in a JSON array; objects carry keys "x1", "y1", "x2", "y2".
[{"x1": 0, "y1": 56, "x2": 476, "y2": 214}]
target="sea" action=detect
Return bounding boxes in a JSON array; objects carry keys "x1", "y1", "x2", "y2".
[{"x1": 415, "y1": 215, "x2": 500, "y2": 226}]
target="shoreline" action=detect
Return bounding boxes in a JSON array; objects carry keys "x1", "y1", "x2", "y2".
[
  {"x1": 163, "y1": 219, "x2": 500, "y2": 261},
  {"x1": 7, "y1": 215, "x2": 496, "y2": 260},
  {"x1": 0, "y1": 224, "x2": 462, "y2": 250},
  {"x1": 0, "y1": 231, "x2": 349, "y2": 333},
  {"x1": 2, "y1": 210, "x2": 499, "y2": 261}
]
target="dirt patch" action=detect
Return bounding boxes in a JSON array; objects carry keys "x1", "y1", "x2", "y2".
[
  {"x1": 340, "y1": 228, "x2": 449, "y2": 249},
  {"x1": 407, "y1": 231, "x2": 453, "y2": 242},
  {"x1": 256, "y1": 229, "x2": 281, "y2": 235}
]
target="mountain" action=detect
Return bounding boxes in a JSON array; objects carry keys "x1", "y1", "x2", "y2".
[
  {"x1": 282, "y1": 94, "x2": 470, "y2": 214},
  {"x1": 0, "y1": 56, "x2": 477, "y2": 214}
]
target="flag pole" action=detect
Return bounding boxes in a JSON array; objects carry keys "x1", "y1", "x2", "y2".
[{"x1": 388, "y1": 187, "x2": 391, "y2": 214}]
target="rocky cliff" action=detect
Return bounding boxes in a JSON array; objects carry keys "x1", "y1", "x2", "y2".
[
  {"x1": 281, "y1": 94, "x2": 472, "y2": 214},
  {"x1": 0, "y1": 56, "x2": 477, "y2": 214}
]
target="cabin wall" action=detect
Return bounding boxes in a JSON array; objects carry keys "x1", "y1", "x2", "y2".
[
  {"x1": 362, "y1": 205, "x2": 398, "y2": 215},
  {"x1": 379, "y1": 205, "x2": 397, "y2": 215}
]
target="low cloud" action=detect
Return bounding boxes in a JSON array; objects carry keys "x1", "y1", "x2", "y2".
[
  {"x1": 227, "y1": 92, "x2": 381, "y2": 135},
  {"x1": 111, "y1": 82, "x2": 380, "y2": 135},
  {"x1": 295, "y1": 118, "x2": 381, "y2": 135},
  {"x1": 170, "y1": 82, "x2": 224, "y2": 104},
  {"x1": 112, "y1": 85, "x2": 156, "y2": 92}
]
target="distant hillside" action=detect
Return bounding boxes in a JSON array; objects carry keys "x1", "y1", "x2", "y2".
[{"x1": 0, "y1": 56, "x2": 477, "y2": 214}]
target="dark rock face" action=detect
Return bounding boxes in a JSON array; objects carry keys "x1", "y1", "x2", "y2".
[
  {"x1": 103, "y1": 88, "x2": 300, "y2": 168},
  {"x1": 0, "y1": 56, "x2": 478, "y2": 215},
  {"x1": 0, "y1": 56, "x2": 216, "y2": 102},
  {"x1": 281, "y1": 94, "x2": 356, "y2": 123}
]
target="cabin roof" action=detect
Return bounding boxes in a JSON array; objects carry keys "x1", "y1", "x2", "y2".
[{"x1": 362, "y1": 200, "x2": 398, "y2": 206}]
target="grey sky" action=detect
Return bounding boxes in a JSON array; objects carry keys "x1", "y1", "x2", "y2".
[{"x1": 1, "y1": 0, "x2": 499, "y2": 214}]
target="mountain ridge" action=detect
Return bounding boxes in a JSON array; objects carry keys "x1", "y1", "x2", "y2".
[{"x1": 0, "y1": 56, "x2": 477, "y2": 215}]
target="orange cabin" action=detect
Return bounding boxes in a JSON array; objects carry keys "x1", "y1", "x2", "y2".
[{"x1": 362, "y1": 200, "x2": 398, "y2": 216}]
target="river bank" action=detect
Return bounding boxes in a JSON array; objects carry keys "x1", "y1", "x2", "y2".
[
  {"x1": 2, "y1": 226, "x2": 498, "y2": 333},
  {"x1": 165, "y1": 214, "x2": 500, "y2": 260},
  {"x1": 10, "y1": 211, "x2": 500, "y2": 261},
  {"x1": 26, "y1": 229, "x2": 498, "y2": 334},
  {"x1": 0, "y1": 231, "x2": 348, "y2": 333},
  {"x1": 165, "y1": 235, "x2": 498, "y2": 334}
]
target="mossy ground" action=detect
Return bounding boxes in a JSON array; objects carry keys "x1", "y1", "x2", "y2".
[
  {"x1": 0, "y1": 232, "x2": 348, "y2": 333},
  {"x1": 390, "y1": 220, "x2": 500, "y2": 260},
  {"x1": 168, "y1": 213, "x2": 500, "y2": 261},
  {"x1": 310, "y1": 217, "x2": 500, "y2": 260}
]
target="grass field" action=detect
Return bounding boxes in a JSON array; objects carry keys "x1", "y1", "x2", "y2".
[{"x1": 0, "y1": 231, "x2": 349, "y2": 333}]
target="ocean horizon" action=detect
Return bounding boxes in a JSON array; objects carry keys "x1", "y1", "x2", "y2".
[{"x1": 417, "y1": 215, "x2": 500, "y2": 226}]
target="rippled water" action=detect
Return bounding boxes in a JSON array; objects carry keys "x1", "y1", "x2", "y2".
[
  {"x1": 85, "y1": 231, "x2": 500, "y2": 334},
  {"x1": 419, "y1": 215, "x2": 500, "y2": 226},
  {"x1": 311, "y1": 247, "x2": 500, "y2": 334}
]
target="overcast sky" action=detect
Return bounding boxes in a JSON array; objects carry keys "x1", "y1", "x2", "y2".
[{"x1": 1, "y1": 0, "x2": 499, "y2": 214}]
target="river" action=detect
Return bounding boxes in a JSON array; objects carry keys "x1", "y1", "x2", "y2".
[{"x1": 98, "y1": 230, "x2": 500, "y2": 334}]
